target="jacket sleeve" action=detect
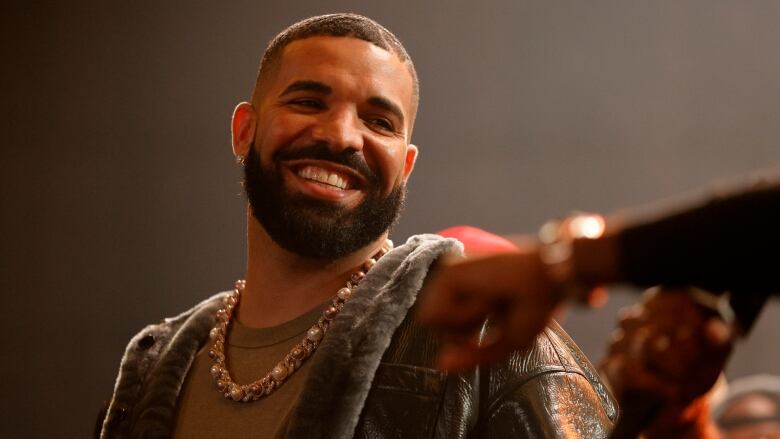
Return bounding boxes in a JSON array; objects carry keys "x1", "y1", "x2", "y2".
[
  {"x1": 480, "y1": 321, "x2": 617, "y2": 438},
  {"x1": 618, "y1": 177, "x2": 780, "y2": 295}
]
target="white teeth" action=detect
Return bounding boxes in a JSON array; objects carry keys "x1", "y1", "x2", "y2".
[{"x1": 297, "y1": 166, "x2": 349, "y2": 190}]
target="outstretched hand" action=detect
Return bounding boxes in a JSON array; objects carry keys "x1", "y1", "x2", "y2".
[
  {"x1": 417, "y1": 246, "x2": 562, "y2": 371},
  {"x1": 601, "y1": 287, "x2": 735, "y2": 438}
]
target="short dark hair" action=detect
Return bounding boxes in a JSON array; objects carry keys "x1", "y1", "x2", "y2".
[
  {"x1": 714, "y1": 374, "x2": 780, "y2": 429},
  {"x1": 253, "y1": 13, "x2": 419, "y2": 114}
]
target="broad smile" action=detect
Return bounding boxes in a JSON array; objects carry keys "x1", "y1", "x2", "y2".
[
  {"x1": 297, "y1": 165, "x2": 351, "y2": 190},
  {"x1": 283, "y1": 160, "x2": 367, "y2": 203}
]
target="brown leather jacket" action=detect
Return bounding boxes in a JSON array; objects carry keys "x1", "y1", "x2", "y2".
[
  {"x1": 98, "y1": 235, "x2": 616, "y2": 438},
  {"x1": 356, "y1": 311, "x2": 617, "y2": 438}
]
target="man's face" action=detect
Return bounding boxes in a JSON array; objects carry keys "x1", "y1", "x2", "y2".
[
  {"x1": 719, "y1": 394, "x2": 780, "y2": 439},
  {"x1": 244, "y1": 36, "x2": 417, "y2": 260}
]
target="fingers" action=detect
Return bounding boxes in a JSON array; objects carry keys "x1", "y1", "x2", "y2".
[
  {"x1": 601, "y1": 355, "x2": 679, "y2": 401},
  {"x1": 603, "y1": 286, "x2": 735, "y2": 408},
  {"x1": 434, "y1": 293, "x2": 560, "y2": 372},
  {"x1": 417, "y1": 252, "x2": 540, "y2": 330},
  {"x1": 416, "y1": 248, "x2": 563, "y2": 371},
  {"x1": 704, "y1": 317, "x2": 734, "y2": 348}
]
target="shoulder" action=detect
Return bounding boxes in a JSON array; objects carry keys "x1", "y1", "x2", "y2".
[
  {"x1": 398, "y1": 233, "x2": 463, "y2": 259},
  {"x1": 483, "y1": 320, "x2": 618, "y2": 435},
  {"x1": 363, "y1": 234, "x2": 462, "y2": 291},
  {"x1": 126, "y1": 292, "x2": 227, "y2": 356},
  {"x1": 110, "y1": 293, "x2": 227, "y2": 398},
  {"x1": 100, "y1": 292, "x2": 228, "y2": 437},
  {"x1": 378, "y1": 310, "x2": 617, "y2": 437}
]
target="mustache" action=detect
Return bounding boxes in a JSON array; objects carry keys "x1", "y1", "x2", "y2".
[{"x1": 273, "y1": 143, "x2": 378, "y2": 183}]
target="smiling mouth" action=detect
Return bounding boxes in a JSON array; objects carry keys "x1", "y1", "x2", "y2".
[{"x1": 296, "y1": 165, "x2": 353, "y2": 190}]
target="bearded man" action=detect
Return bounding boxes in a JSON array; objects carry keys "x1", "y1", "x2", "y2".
[{"x1": 98, "y1": 13, "x2": 616, "y2": 438}]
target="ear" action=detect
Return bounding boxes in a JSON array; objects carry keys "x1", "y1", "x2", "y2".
[
  {"x1": 231, "y1": 102, "x2": 257, "y2": 160},
  {"x1": 402, "y1": 144, "x2": 418, "y2": 181}
]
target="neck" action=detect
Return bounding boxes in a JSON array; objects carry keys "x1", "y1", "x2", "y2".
[{"x1": 236, "y1": 209, "x2": 389, "y2": 328}]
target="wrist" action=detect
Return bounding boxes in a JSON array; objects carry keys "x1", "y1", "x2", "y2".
[
  {"x1": 538, "y1": 213, "x2": 608, "y2": 303},
  {"x1": 571, "y1": 232, "x2": 622, "y2": 284}
]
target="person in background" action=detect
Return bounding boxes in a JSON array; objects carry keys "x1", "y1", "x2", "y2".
[{"x1": 713, "y1": 374, "x2": 780, "y2": 439}]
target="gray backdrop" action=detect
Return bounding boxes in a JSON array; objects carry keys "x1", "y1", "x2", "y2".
[{"x1": 3, "y1": 1, "x2": 779, "y2": 437}]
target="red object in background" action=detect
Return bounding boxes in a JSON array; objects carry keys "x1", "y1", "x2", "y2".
[{"x1": 437, "y1": 225, "x2": 519, "y2": 255}]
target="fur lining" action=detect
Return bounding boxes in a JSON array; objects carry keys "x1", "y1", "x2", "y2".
[
  {"x1": 284, "y1": 234, "x2": 461, "y2": 438},
  {"x1": 101, "y1": 234, "x2": 459, "y2": 439},
  {"x1": 129, "y1": 297, "x2": 225, "y2": 438}
]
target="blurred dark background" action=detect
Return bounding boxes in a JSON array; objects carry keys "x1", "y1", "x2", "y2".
[{"x1": 2, "y1": 1, "x2": 779, "y2": 437}]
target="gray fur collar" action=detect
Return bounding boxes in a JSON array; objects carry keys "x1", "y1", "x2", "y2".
[
  {"x1": 101, "y1": 234, "x2": 460, "y2": 439},
  {"x1": 284, "y1": 234, "x2": 460, "y2": 438}
]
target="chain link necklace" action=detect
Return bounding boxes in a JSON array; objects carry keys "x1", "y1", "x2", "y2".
[{"x1": 208, "y1": 239, "x2": 393, "y2": 402}]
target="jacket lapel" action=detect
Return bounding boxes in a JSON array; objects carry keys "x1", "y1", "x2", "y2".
[
  {"x1": 128, "y1": 294, "x2": 223, "y2": 438},
  {"x1": 284, "y1": 234, "x2": 460, "y2": 439}
]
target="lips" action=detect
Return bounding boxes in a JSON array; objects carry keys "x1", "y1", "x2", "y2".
[{"x1": 296, "y1": 165, "x2": 351, "y2": 190}]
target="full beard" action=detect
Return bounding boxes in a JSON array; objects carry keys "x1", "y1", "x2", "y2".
[{"x1": 242, "y1": 144, "x2": 406, "y2": 261}]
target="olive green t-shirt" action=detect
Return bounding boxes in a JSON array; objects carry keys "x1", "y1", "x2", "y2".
[{"x1": 173, "y1": 303, "x2": 326, "y2": 438}]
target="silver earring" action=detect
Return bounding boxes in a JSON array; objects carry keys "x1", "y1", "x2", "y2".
[{"x1": 235, "y1": 155, "x2": 246, "y2": 165}]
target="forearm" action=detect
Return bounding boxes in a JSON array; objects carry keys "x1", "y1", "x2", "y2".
[{"x1": 571, "y1": 179, "x2": 780, "y2": 294}]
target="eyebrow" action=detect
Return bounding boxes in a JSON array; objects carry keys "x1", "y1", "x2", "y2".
[
  {"x1": 279, "y1": 80, "x2": 332, "y2": 97},
  {"x1": 279, "y1": 80, "x2": 405, "y2": 126},
  {"x1": 367, "y1": 96, "x2": 405, "y2": 126}
]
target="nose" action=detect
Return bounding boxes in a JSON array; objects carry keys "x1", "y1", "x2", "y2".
[{"x1": 311, "y1": 107, "x2": 364, "y2": 153}]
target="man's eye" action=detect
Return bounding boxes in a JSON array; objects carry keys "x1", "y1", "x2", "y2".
[
  {"x1": 289, "y1": 99, "x2": 324, "y2": 109},
  {"x1": 368, "y1": 118, "x2": 394, "y2": 132}
]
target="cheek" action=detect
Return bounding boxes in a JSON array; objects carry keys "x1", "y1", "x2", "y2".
[
  {"x1": 257, "y1": 114, "x2": 310, "y2": 161},
  {"x1": 371, "y1": 141, "x2": 407, "y2": 189}
]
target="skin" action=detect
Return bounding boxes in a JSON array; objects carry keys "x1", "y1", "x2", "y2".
[
  {"x1": 418, "y1": 236, "x2": 738, "y2": 437},
  {"x1": 418, "y1": 226, "x2": 621, "y2": 371},
  {"x1": 418, "y1": 246, "x2": 561, "y2": 371},
  {"x1": 601, "y1": 288, "x2": 733, "y2": 438},
  {"x1": 230, "y1": 36, "x2": 418, "y2": 328}
]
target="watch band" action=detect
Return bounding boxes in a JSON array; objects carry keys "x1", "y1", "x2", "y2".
[{"x1": 538, "y1": 213, "x2": 606, "y2": 303}]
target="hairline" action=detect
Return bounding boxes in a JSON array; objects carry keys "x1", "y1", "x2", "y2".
[{"x1": 253, "y1": 35, "x2": 418, "y2": 136}]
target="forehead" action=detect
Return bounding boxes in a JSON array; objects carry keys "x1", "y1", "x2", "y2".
[
  {"x1": 725, "y1": 394, "x2": 779, "y2": 418},
  {"x1": 268, "y1": 37, "x2": 414, "y2": 113}
]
